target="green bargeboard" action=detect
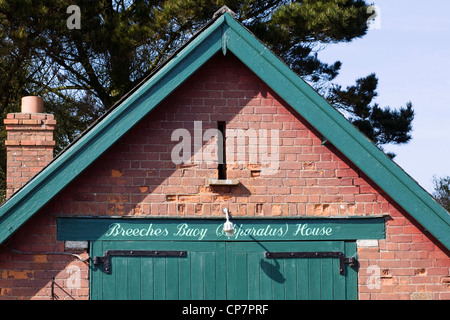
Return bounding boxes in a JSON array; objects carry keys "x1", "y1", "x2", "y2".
[{"x1": 90, "y1": 240, "x2": 357, "y2": 300}]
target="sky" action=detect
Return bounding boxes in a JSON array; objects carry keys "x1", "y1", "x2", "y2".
[{"x1": 317, "y1": 0, "x2": 450, "y2": 193}]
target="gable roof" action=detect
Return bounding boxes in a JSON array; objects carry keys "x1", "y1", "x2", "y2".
[{"x1": 0, "y1": 10, "x2": 449, "y2": 249}]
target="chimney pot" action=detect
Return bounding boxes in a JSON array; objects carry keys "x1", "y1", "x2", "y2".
[{"x1": 21, "y1": 96, "x2": 44, "y2": 113}]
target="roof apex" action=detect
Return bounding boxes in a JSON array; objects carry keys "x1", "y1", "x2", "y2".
[{"x1": 213, "y1": 5, "x2": 236, "y2": 19}]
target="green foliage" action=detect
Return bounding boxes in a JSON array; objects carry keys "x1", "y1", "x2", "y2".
[
  {"x1": 327, "y1": 74, "x2": 414, "y2": 155},
  {"x1": 0, "y1": 0, "x2": 374, "y2": 112},
  {"x1": 432, "y1": 175, "x2": 450, "y2": 212},
  {"x1": 248, "y1": 0, "x2": 369, "y2": 85}
]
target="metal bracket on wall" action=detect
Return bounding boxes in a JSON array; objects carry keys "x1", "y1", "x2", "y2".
[
  {"x1": 93, "y1": 250, "x2": 187, "y2": 274},
  {"x1": 264, "y1": 251, "x2": 357, "y2": 275}
]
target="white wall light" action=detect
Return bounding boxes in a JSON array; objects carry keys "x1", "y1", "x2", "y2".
[{"x1": 222, "y1": 208, "x2": 235, "y2": 238}]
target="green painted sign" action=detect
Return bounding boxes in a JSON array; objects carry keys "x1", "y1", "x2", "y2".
[{"x1": 58, "y1": 217, "x2": 385, "y2": 241}]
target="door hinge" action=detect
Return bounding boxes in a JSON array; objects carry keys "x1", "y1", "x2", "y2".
[
  {"x1": 264, "y1": 251, "x2": 357, "y2": 275},
  {"x1": 93, "y1": 250, "x2": 187, "y2": 274}
]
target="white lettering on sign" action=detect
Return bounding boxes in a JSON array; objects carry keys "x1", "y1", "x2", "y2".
[
  {"x1": 103, "y1": 222, "x2": 334, "y2": 240},
  {"x1": 173, "y1": 223, "x2": 208, "y2": 240},
  {"x1": 217, "y1": 223, "x2": 289, "y2": 240},
  {"x1": 293, "y1": 224, "x2": 333, "y2": 237},
  {"x1": 105, "y1": 223, "x2": 169, "y2": 238}
]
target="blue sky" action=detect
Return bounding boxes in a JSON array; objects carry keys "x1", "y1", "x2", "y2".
[{"x1": 318, "y1": 0, "x2": 450, "y2": 193}]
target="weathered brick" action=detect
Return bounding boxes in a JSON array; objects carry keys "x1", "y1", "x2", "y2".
[{"x1": 7, "y1": 270, "x2": 33, "y2": 280}]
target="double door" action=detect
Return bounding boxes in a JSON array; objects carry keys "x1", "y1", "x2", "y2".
[{"x1": 90, "y1": 240, "x2": 357, "y2": 300}]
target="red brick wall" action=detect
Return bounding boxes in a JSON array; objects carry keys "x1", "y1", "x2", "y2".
[
  {"x1": 0, "y1": 53, "x2": 448, "y2": 299},
  {"x1": 359, "y1": 205, "x2": 450, "y2": 300}
]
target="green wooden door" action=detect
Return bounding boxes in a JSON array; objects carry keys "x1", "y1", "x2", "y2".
[
  {"x1": 226, "y1": 241, "x2": 357, "y2": 300},
  {"x1": 91, "y1": 240, "x2": 356, "y2": 300},
  {"x1": 90, "y1": 241, "x2": 226, "y2": 300}
]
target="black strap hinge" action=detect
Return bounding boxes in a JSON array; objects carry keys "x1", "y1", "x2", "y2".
[
  {"x1": 93, "y1": 250, "x2": 187, "y2": 274},
  {"x1": 265, "y1": 251, "x2": 357, "y2": 275}
]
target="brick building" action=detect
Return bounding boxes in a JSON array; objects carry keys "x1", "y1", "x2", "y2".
[{"x1": 0, "y1": 10, "x2": 449, "y2": 300}]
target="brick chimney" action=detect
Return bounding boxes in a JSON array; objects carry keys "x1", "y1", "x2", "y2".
[{"x1": 4, "y1": 96, "x2": 56, "y2": 199}]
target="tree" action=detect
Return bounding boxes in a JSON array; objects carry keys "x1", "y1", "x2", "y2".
[
  {"x1": 327, "y1": 74, "x2": 414, "y2": 157},
  {"x1": 432, "y1": 175, "x2": 450, "y2": 212},
  {"x1": 0, "y1": 5, "x2": 47, "y2": 201},
  {"x1": 0, "y1": 0, "x2": 415, "y2": 197}
]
